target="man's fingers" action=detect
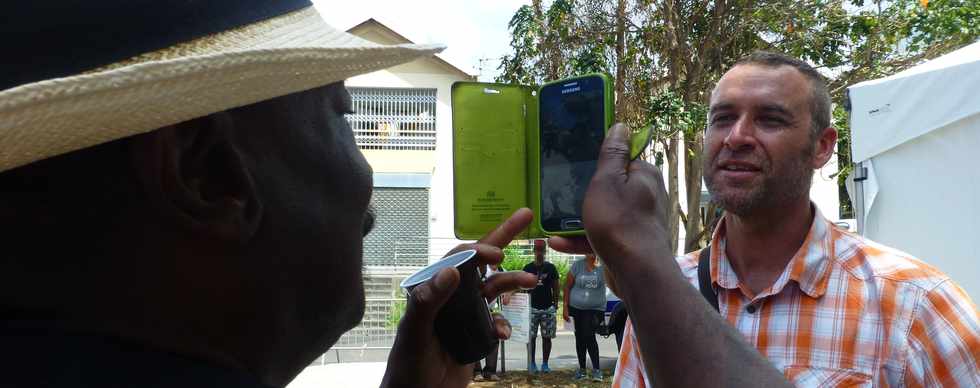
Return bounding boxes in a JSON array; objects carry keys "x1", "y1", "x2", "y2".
[
  {"x1": 403, "y1": 268, "x2": 460, "y2": 328},
  {"x1": 445, "y1": 243, "x2": 504, "y2": 266},
  {"x1": 492, "y1": 313, "x2": 513, "y2": 339},
  {"x1": 595, "y1": 123, "x2": 631, "y2": 178},
  {"x1": 482, "y1": 271, "x2": 536, "y2": 300},
  {"x1": 477, "y1": 207, "x2": 533, "y2": 248},
  {"x1": 547, "y1": 236, "x2": 594, "y2": 254},
  {"x1": 383, "y1": 268, "x2": 460, "y2": 387}
]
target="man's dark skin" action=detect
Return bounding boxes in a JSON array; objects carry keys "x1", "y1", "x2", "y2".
[
  {"x1": 0, "y1": 82, "x2": 537, "y2": 387},
  {"x1": 525, "y1": 242, "x2": 559, "y2": 366}
]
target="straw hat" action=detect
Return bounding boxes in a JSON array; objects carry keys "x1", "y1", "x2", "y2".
[{"x1": 0, "y1": 1, "x2": 444, "y2": 173}]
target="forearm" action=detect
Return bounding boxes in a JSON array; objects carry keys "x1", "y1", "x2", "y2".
[{"x1": 615, "y1": 261, "x2": 791, "y2": 388}]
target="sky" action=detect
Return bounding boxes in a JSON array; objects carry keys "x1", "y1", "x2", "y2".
[{"x1": 313, "y1": 0, "x2": 530, "y2": 81}]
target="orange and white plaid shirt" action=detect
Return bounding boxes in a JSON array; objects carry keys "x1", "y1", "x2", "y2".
[{"x1": 612, "y1": 208, "x2": 979, "y2": 387}]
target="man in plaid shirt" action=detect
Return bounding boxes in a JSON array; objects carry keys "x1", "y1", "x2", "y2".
[{"x1": 550, "y1": 51, "x2": 978, "y2": 387}]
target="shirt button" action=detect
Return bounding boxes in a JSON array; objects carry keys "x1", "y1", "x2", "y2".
[{"x1": 746, "y1": 304, "x2": 758, "y2": 314}]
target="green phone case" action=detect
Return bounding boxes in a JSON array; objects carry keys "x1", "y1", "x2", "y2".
[{"x1": 451, "y1": 74, "x2": 614, "y2": 240}]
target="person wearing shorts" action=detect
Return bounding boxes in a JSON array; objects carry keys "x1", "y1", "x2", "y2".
[
  {"x1": 522, "y1": 239, "x2": 560, "y2": 373},
  {"x1": 529, "y1": 305, "x2": 557, "y2": 340}
]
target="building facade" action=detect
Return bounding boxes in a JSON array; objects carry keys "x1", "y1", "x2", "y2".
[{"x1": 329, "y1": 19, "x2": 474, "y2": 352}]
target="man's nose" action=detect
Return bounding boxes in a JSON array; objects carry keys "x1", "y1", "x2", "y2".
[{"x1": 723, "y1": 116, "x2": 757, "y2": 151}]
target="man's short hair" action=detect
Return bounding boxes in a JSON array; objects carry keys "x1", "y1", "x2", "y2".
[{"x1": 734, "y1": 51, "x2": 832, "y2": 138}]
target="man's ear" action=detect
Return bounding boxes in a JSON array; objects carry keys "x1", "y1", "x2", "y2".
[
  {"x1": 812, "y1": 126, "x2": 838, "y2": 169},
  {"x1": 129, "y1": 112, "x2": 262, "y2": 243}
]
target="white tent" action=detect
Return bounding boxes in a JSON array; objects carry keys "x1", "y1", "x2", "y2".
[{"x1": 848, "y1": 41, "x2": 980, "y2": 302}]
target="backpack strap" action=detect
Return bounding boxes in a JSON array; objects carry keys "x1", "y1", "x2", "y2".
[{"x1": 697, "y1": 247, "x2": 719, "y2": 312}]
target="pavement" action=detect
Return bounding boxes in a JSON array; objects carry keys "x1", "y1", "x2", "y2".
[{"x1": 288, "y1": 329, "x2": 619, "y2": 388}]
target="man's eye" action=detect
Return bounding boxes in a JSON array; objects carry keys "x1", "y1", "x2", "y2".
[
  {"x1": 710, "y1": 115, "x2": 734, "y2": 125},
  {"x1": 759, "y1": 117, "x2": 786, "y2": 127}
]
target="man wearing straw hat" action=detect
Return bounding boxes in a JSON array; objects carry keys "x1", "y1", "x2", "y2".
[{"x1": 0, "y1": 1, "x2": 540, "y2": 387}]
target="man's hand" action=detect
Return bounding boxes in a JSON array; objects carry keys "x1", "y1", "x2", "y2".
[
  {"x1": 381, "y1": 208, "x2": 537, "y2": 388},
  {"x1": 562, "y1": 307, "x2": 570, "y2": 323},
  {"x1": 549, "y1": 123, "x2": 674, "y2": 277},
  {"x1": 549, "y1": 124, "x2": 793, "y2": 387}
]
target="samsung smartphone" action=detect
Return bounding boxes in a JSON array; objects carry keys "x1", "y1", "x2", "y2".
[{"x1": 538, "y1": 74, "x2": 613, "y2": 234}]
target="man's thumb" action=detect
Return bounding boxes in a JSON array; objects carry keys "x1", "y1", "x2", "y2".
[
  {"x1": 596, "y1": 123, "x2": 631, "y2": 177},
  {"x1": 407, "y1": 267, "x2": 459, "y2": 322}
]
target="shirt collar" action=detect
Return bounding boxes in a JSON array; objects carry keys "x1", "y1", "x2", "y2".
[{"x1": 709, "y1": 204, "x2": 835, "y2": 299}]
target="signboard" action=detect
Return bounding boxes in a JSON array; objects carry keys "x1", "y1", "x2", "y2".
[{"x1": 501, "y1": 292, "x2": 530, "y2": 344}]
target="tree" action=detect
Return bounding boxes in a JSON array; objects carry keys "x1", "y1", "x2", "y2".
[{"x1": 498, "y1": 0, "x2": 980, "y2": 252}]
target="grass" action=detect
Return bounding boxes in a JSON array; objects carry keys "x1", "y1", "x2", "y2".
[{"x1": 469, "y1": 368, "x2": 614, "y2": 388}]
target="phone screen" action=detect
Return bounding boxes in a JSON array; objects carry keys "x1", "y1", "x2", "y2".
[{"x1": 539, "y1": 75, "x2": 606, "y2": 232}]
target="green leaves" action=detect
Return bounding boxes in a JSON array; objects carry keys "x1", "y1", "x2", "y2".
[
  {"x1": 497, "y1": 0, "x2": 980, "y2": 221},
  {"x1": 646, "y1": 90, "x2": 706, "y2": 140},
  {"x1": 501, "y1": 244, "x2": 534, "y2": 271}
]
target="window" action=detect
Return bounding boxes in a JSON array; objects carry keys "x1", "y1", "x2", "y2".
[
  {"x1": 347, "y1": 87, "x2": 437, "y2": 151},
  {"x1": 362, "y1": 187, "x2": 430, "y2": 267}
]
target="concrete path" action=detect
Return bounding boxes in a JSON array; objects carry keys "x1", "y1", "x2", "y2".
[
  {"x1": 288, "y1": 330, "x2": 619, "y2": 388},
  {"x1": 288, "y1": 362, "x2": 387, "y2": 388}
]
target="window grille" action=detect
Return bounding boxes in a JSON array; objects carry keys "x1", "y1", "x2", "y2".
[
  {"x1": 347, "y1": 87, "x2": 437, "y2": 151},
  {"x1": 363, "y1": 188, "x2": 430, "y2": 268}
]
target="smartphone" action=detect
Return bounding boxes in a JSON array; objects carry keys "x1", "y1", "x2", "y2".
[{"x1": 537, "y1": 74, "x2": 613, "y2": 234}]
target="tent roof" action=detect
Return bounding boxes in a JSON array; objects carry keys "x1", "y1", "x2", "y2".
[{"x1": 848, "y1": 41, "x2": 980, "y2": 162}]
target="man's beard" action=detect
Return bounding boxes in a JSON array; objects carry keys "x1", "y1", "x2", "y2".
[{"x1": 704, "y1": 147, "x2": 815, "y2": 217}]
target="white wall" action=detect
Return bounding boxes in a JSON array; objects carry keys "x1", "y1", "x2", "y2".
[
  {"x1": 347, "y1": 69, "x2": 471, "y2": 263},
  {"x1": 811, "y1": 146, "x2": 842, "y2": 222},
  {"x1": 864, "y1": 117, "x2": 980, "y2": 302}
]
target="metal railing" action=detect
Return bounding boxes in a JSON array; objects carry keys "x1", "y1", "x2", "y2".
[
  {"x1": 322, "y1": 296, "x2": 403, "y2": 364},
  {"x1": 313, "y1": 239, "x2": 582, "y2": 366},
  {"x1": 364, "y1": 237, "x2": 430, "y2": 268},
  {"x1": 347, "y1": 87, "x2": 437, "y2": 151}
]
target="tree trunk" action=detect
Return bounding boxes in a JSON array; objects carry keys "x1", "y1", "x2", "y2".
[
  {"x1": 683, "y1": 132, "x2": 704, "y2": 252},
  {"x1": 614, "y1": 0, "x2": 627, "y2": 121},
  {"x1": 662, "y1": 0, "x2": 687, "y2": 255},
  {"x1": 665, "y1": 137, "x2": 681, "y2": 255},
  {"x1": 531, "y1": 0, "x2": 560, "y2": 80}
]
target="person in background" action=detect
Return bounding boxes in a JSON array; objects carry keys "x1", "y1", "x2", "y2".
[
  {"x1": 604, "y1": 268, "x2": 628, "y2": 350},
  {"x1": 522, "y1": 239, "x2": 561, "y2": 373},
  {"x1": 563, "y1": 254, "x2": 607, "y2": 381},
  {"x1": 474, "y1": 263, "x2": 502, "y2": 382}
]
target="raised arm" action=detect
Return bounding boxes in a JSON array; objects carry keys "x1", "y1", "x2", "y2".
[{"x1": 550, "y1": 124, "x2": 791, "y2": 388}]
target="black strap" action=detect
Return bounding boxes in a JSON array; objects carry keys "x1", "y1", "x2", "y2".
[{"x1": 697, "y1": 248, "x2": 719, "y2": 312}]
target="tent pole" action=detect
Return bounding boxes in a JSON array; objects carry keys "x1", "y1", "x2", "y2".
[
  {"x1": 853, "y1": 161, "x2": 867, "y2": 235},
  {"x1": 845, "y1": 91, "x2": 869, "y2": 235}
]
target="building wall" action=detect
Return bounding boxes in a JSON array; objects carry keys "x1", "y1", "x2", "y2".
[
  {"x1": 360, "y1": 150, "x2": 435, "y2": 174},
  {"x1": 347, "y1": 61, "x2": 473, "y2": 266}
]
